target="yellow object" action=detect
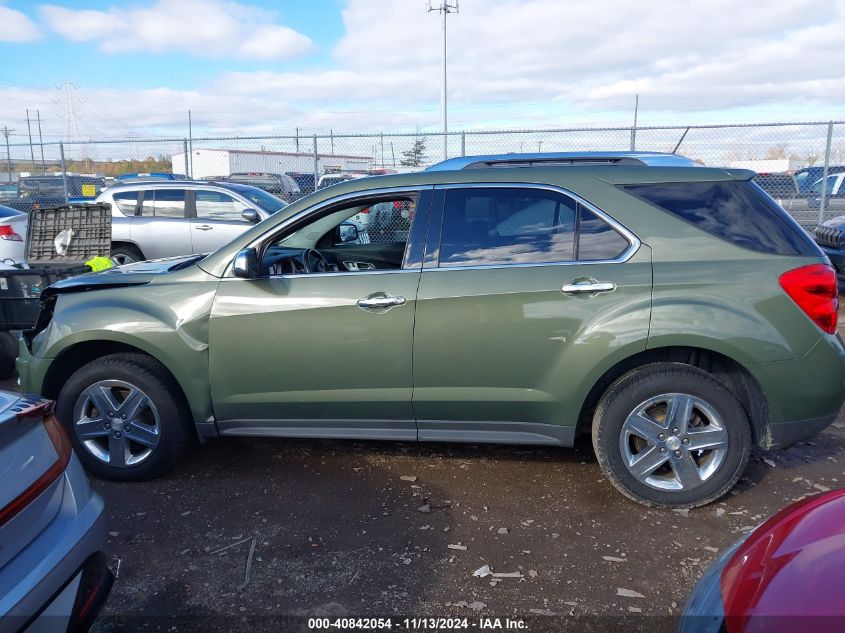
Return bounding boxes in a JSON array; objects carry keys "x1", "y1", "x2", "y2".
[
  {"x1": 81, "y1": 184, "x2": 97, "y2": 197},
  {"x1": 85, "y1": 256, "x2": 115, "y2": 272}
]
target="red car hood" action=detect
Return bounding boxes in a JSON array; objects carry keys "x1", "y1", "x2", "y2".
[{"x1": 721, "y1": 489, "x2": 845, "y2": 633}]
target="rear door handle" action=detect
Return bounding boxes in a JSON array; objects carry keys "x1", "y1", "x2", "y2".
[
  {"x1": 195, "y1": 225, "x2": 213, "y2": 231},
  {"x1": 357, "y1": 295, "x2": 406, "y2": 310},
  {"x1": 561, "y1": 280, "x2": 616, "y2": 294}
]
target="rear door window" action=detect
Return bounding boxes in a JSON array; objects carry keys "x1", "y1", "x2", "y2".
[
  {"x1": 140, "y1": 189, "x2": 187, "y2": 218},
  {"x1": 578, "y1": 207, "x2": 630, "y2": 260},
  {"x1": 439, "y1": 188, "x2": 577, "y2": 266},
  {"x1": 623, "y1": 180, "x2": 819, "y2": 256}
]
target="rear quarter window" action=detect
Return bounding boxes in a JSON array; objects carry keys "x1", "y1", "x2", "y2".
[{"x1": 622, "y1": 181, "x2": 820, "y2": 257}]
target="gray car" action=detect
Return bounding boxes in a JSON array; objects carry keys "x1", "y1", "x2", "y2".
[
  {"x1": 0, "y1": 392, "x2": 111, "y2": 633},
  {"x1": 96, "y1": 180, "x2": 289, "y2": 264}
]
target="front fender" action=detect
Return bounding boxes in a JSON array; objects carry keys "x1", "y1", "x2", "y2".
[{"x1": 31, "y1": 279, "x2": 219, "y2": 426}]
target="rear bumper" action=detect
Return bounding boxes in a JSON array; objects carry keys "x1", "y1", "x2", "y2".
[
  {"x1": 748, "y1": 334, "x2": 845, "y2": 449},
  {"x1": 0, "y1": 456, "x2": 110, "y2": 633},
  {"x1": 766, "y1": 412, "x2": 839, "y2": 450}
]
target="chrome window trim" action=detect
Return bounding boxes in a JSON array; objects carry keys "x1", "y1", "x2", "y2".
[
  {"x1": 427, "y1": 182, "x2": 641, "y2": 271},
  {"x1": 223, "y1": 185, "x2": 431, "y2": 278}
]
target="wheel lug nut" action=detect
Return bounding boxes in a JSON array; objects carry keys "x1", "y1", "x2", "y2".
[
  {"x1": 672, "y1": 428, "x2": 679, "y2": 435},
  {"x1": 659, "y1": 447, "x2": 667, "y2": 454},
  {"x1": 674, "y1": 450, "x2": 682, "y2": 457},
  {"x1": 124, "y1": 426, "x2": 131, "y2": 433},
  {"x1": 104, "y1": 422, "x2": 111, "y2": 429},
  {"x1": 121, "y1": 414, "x2": 127, "y2": 420},
  {"x1": 658, "y1": 433, "x2": 665, "y2": 440},
  {"x1": 108, "y1": 411, "x2": 114, "y2": 418},
  {"x1": 682, "y1": 438, "x2": 690, "y2": 445},
  {"x1": 114, "y1": 431, "x2": 122, "y2": 439}
]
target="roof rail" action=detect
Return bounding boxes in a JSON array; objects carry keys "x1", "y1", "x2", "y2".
[{"x1": 425, "y1": 151, "x2": 698, "y2": 171}]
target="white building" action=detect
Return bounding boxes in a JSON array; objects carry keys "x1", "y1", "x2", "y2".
[{"x1": 170, "y1": 148, "x2": 373, "y2": 179}]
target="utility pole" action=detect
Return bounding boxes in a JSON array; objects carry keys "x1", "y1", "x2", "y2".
[
  {"x1": 428, "y1": 1, "x2": 459, "y2": 161},
  {"x1": 36, "y1": 109, "x2": 45, "y2": 169},
  {"x1": 1, "y1": 126, "x2": 14, "y2": 184},
  {"x1": 187, "y1": 110, "x2": 193, "y2": 178},
  {"x1": 631, "y1": 93, "x2": 639, "y2": 151},
  {"x1": 26, "y1": 110, "x2": 36, "y2": 169}
]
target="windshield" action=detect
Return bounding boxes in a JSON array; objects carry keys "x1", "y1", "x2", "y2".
[
  {"x1": 810, "y1": 175, "x2": 840, "y2": 195},
  {"x1": 224, "y1": 183, "x2": 288, "y2": 214}
]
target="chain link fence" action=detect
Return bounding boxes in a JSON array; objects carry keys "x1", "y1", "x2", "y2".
[{"x1": 2, "y1": 122, "x2": 843, "y2": 237}]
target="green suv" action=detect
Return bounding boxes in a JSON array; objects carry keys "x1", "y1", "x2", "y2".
[{"x1": 17, "y1": 152, "x2": 845, "y2": 507}]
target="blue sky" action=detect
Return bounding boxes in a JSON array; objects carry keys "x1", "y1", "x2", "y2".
[
  {"x1": 0, "y1": 0, "x2": 345, "y2": 90},
  {"x1": 0, "y1": 0, "x2": 844, "y2": 141}
]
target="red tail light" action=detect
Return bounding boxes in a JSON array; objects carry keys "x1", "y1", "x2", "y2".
[
  {"x1": 0, "y1": 404, "x2": 70, "y2": 529},
  {"x1": 0, "y1": 224, "x2": 23, "y2": 241},
  {"x1": 778, "y1": 264, "x2": 839, "y2": 334}
]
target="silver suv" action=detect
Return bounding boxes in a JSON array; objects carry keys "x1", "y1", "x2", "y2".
[{"x1": 96, "y1": 180, "x2": 288, "y2": 263}]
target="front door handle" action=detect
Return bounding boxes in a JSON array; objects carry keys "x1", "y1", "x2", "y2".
[
  {"x1": 561, "y1": 280, "x2": 617, "y2": 294},
  {"x1": 195, "y1": 225, "x2": 213, "y2": 231},
  {"x1": 357, "y1": 295, "x2": 407, "y2": 310}
]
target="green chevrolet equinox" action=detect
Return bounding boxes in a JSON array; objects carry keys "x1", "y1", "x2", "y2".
[{"x1": 17, "y1": 152, "x2": 845, "y2": 507}]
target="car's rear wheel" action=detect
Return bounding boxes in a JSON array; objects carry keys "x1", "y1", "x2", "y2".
[
  {"x1": 110, "y1": 244, "x2": 143, "y2": 265},
  {"x1": 56, "y1": 353, "x2": 193, "y2": 481},
  {"x1": 592, "y1": 363, "x2": 751, "y2": 508}
]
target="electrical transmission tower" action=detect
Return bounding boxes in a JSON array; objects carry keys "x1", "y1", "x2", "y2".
[{"x1": 55, "y1": 80, "x2": 88, "y2": 168}]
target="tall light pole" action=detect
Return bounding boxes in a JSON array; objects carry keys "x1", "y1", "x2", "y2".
[{"x1": 428, "y1": 1, "x2": 458, "y2": 160}]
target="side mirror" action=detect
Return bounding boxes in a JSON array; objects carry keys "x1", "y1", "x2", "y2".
[
  {"x1": 241, "y1": 208, "x2": 260, "y2": 223},
  {"x1": 232, "y1": 247, "x2": 260, "y2": 278},
  {"x1": 337, "y1": 222, "x2": 359, "y2": 244}
]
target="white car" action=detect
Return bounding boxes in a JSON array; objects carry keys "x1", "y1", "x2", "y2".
[{"x1": 0, "y1": 204, "x2": 27, "y2": 266}]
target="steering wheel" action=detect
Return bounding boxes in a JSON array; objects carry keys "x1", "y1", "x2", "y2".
[{"x1": 301, "y1": 248, "x2": 329, "y2": 273}]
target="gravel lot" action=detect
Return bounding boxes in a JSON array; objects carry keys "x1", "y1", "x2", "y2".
[{"x1": 15, "y1": 312, "x2": 845, "y2": 632}]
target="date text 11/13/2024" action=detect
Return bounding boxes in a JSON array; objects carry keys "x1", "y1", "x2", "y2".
[{"x1": 307, "y1": 617, "x2": 529, "y2": 630}]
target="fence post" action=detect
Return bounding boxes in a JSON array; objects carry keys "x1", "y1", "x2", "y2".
[
  {"x1": 312, "y1": 135, "x2": 319, "y2": 192},
  {"x1": 819, "y1": 121, "x2": 834, "y2": 226},
  {"x1": 59, "y1": 142, "x2": 69, "y2": 204},
  {"x1": 183, "y1": 139, "x2": 190, "y2": 177},
  {"x1": 461, "y1": 132, "x2": 466, "y2": 157},
  {"x1": 3, "y1": 130, "x2": 10, "y2": 184}
]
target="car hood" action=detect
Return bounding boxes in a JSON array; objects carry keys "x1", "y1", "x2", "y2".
[{"x1": 44, "y1": 254, "x2": 205, "y2": 297}]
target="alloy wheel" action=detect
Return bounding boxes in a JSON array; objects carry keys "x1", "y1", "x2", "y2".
[
  {"x1": 72, "y1": 380, "x2": 161, "y2": 467},
  {"x1": 619, "y1": 393, "x2": 729, "y2": 491}
]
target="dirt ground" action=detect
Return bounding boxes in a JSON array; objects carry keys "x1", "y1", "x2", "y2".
[
  {"x1": 88, "y1": 417, "x2": 845, "y2": 632},
  {"x1": 13, "y1": 314, "x2": 845, "y2": 632}
]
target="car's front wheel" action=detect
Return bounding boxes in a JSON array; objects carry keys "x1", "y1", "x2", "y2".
[
  {"x1": 110, "y1": 244, "x2": 144, "y2": 265},
  {"x1": 56, "y1": 353, "x2": 193, "y2": 481},
  {"x1": 592, "y1": 363, "x2": 751, "y2": 508}
]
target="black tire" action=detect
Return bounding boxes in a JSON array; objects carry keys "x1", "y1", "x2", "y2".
[
  {"x1": 56, "y1": 353, "x2": 193, "y2": 481},
  {"x1": 0, "y1": 331, "x2": 18, "y2": 379},
  {"x1": 592, "y1": 362, "x2": 751, "y2": 508},
  {"x1": 110, "y1": 244, "x2": 144, "y2": 265}
]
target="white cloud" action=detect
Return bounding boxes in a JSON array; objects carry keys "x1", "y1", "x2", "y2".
[
  {"x1": 3, "y1": 0, "x2": 845, "y2": 144},
  {"x1": 0, "y1": 4, "x2": 40, "y2": 42},
  {"x1": 39, "y1": 0, "x2": 312, "y2": 59}
]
